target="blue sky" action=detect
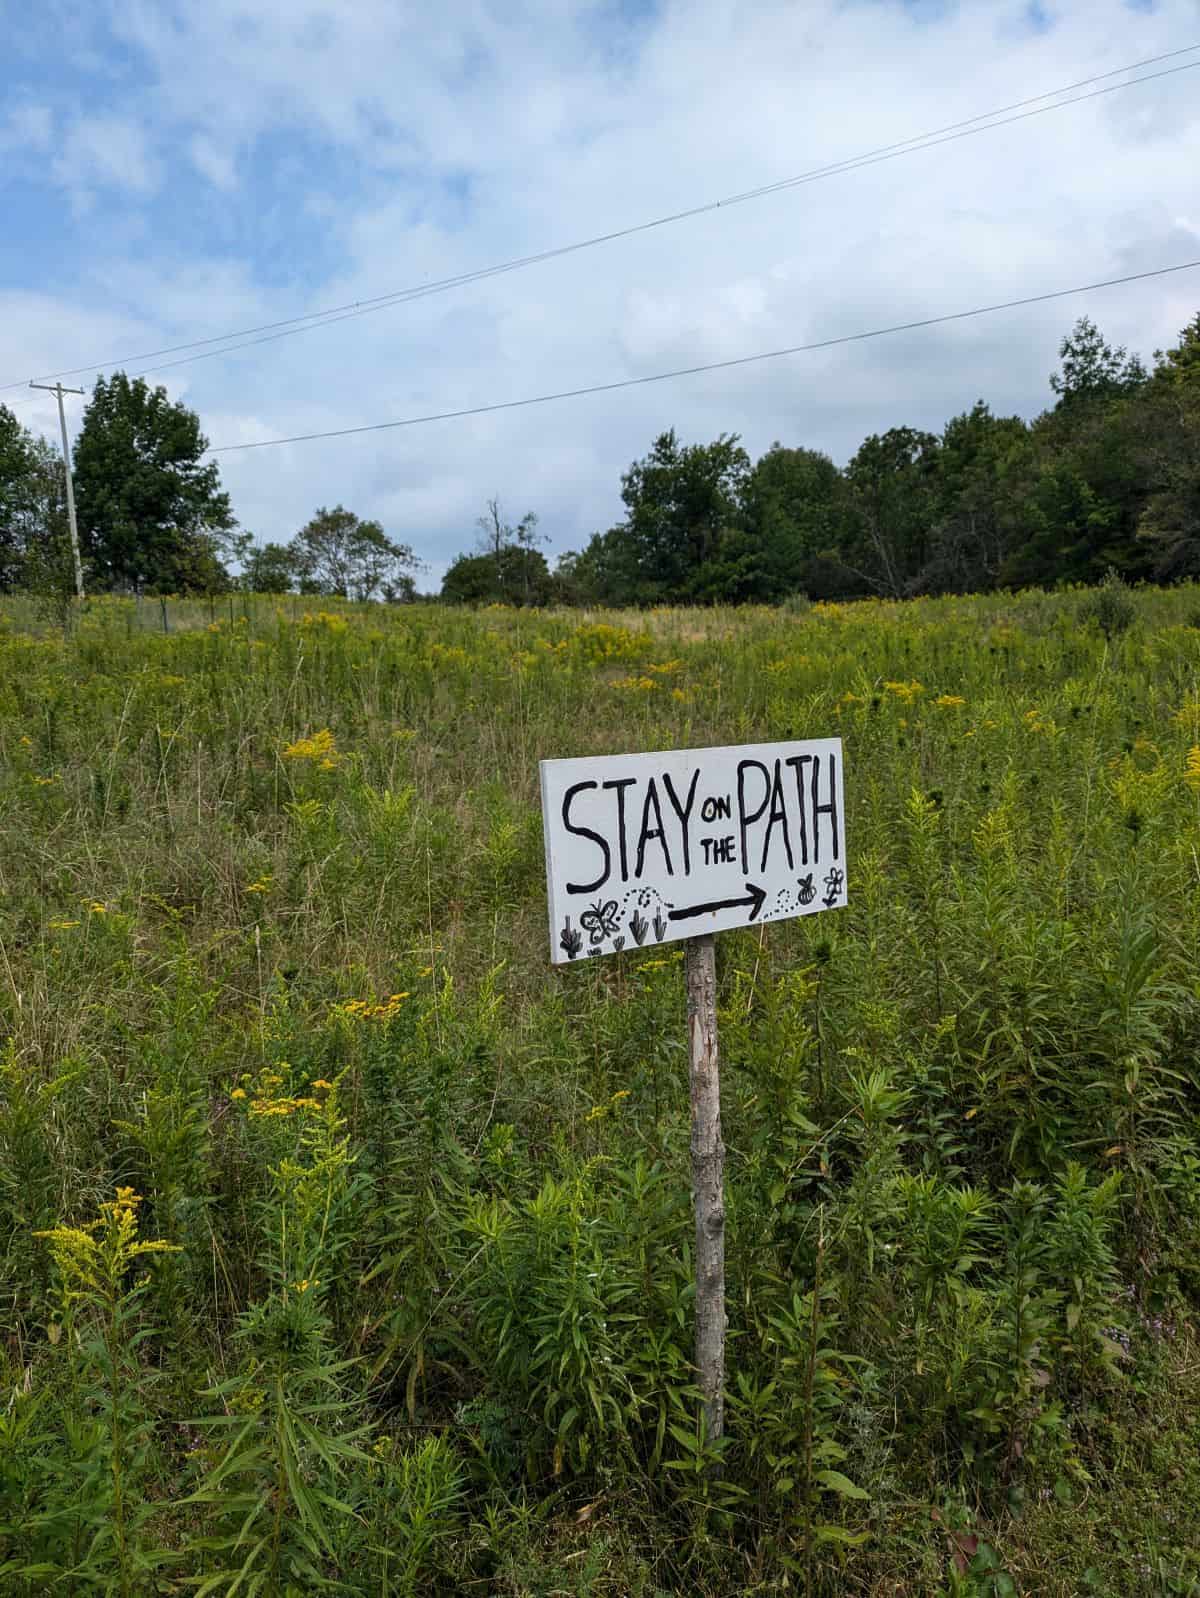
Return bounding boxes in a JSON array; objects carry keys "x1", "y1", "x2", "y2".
[{"x1": 2, "y1": 0, "x2": 1198, "y2": 584}]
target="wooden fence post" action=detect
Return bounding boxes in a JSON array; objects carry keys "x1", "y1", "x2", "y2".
[{"x1": 685, "y1": 932, "x2": 726, "y2": 1443}]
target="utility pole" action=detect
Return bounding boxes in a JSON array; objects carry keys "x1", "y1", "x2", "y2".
[{"x1": 30, "y1": 380, "x2": 85, "y2": 600}]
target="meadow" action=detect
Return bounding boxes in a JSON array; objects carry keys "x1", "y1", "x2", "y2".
[{"x1": 2, "y1": 587, "x2": 1200, "y2": 1595}]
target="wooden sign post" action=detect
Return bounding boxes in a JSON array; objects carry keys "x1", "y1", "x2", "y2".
[{"x1": 541, "y1": 739, "x2": 847, "y2": 1441}]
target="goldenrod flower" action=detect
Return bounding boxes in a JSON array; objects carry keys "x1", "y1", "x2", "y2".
[
  {"x1": 884, "y1": 679, "x2": 924, "y2": 703},
  {"x1": 282, "y1": 728, "x2": 341, "y2": 765}
]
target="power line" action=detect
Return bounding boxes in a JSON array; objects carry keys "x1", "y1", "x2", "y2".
[
  {"x1": 205, "y1": 257, "x2": 1200, "y2": 455},
  {"x1": 3, "y1": 43, "x2": 1197, "y2": 394},
  {"x1": 85, "y1": 57, "x2": 1200, "y2": 385}
]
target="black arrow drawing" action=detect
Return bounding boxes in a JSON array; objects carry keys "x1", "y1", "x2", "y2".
[{"x1": 668, "y1": 882, "x2": 767, "y2": 923}]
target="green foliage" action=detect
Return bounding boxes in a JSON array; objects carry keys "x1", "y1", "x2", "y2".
[
  {"x1": 0, "y1": 405, "x2": 71, "y2": 602},
  {"x1": 442, "y1": 544, "x2": 557, "y2": 606},
  {"x1": 290, "y1": 503, "x2": 416, "y2": 602},
  {"x1": 72, "y1": 372, "x2": 235, "y2": 593},
  {"x1": 553, "y1": 311, "x2": 1198, "y2": 606},
  {"x1": 241, "y1": 540, "x2": 299, "y2": 594},
  {"x1": 1050, "y1": 316, "x2": 1147, "y2": 411},
  {"x1": 7, "y1": 1190, "x2": 180, "y2": 1595},
  {"x1": 1077, "y1": 569, "x2": 1137, "y2": 638},
  {"x1": 1, "y1": 589, "x2": 1199, "y2": 1592}
]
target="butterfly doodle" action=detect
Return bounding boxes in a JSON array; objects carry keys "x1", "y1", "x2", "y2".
[{"x1": 580, "y1": 898, "x2": 621, "y2": 945}]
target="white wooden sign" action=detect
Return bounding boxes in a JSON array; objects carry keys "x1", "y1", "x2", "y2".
[{"x1": 540, "y1": 738, "x2": 846, "y2": 963}]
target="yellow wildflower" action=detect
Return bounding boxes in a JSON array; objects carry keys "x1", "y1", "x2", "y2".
[
  {"x1": 230, "y1": 1087, "x2": 247, "y2": 1101},
  {"x1": 934, "y1": 694, "x2": 966, "y2": 708},
  {"x1": 1185, "y1": 747, "x2": 1200, "y2": 791},
  {"x1": 884, "y1": 680, "x2": 924, "y2": 703},
  {"x1": 48, "y1": 919, "x2": 80, "y2": 930},
  {"x1": 282, "y1": 728, "x2": 341, "y2": 765}
]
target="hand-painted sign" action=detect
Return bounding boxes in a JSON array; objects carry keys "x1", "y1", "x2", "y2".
[{"x1": 540, "y1": 738, "x2": 846, "y2": 963}]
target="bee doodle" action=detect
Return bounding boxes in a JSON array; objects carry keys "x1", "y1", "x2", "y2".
[{"x1": 797, "y1": 873, "x2": 816, "y2": 905}]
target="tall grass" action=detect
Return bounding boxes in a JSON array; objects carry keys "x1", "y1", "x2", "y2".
[{"x1": 1, "y1": 588, "x2": 1200, "y2": 1594}]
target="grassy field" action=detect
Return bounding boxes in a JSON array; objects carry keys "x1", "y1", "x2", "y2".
[{"x1": 2, "y1": 588, "x2": 1200, "y2": 1595}]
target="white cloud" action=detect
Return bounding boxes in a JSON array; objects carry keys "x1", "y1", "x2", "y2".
[
  {"x1": 189, "y1": 134, "x2": 237, "y2": 191},
  {"x1": 51, "y1": 113, "x2": 161, "y2": 200},
  {"x1": 0, "y1": 101, "x2": 54, "y2": 154},
  {"x1": 2, "y1": 0, "x2": 1199, "y2": 587}
]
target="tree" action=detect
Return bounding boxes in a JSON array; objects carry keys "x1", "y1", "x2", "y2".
[
  {"x1": 72, "y1": 373, "x2": 236, "y2": 592},
  {"x1": 741, "y1": 445, "x2": 855, "y2": 598},
  {"x1": 1050, "y1": 317, "x2": 1146, "y2": 412},
  {"x1": 922, "y1": 404, "x2": 1030, "y2": 593},
  {"x1": 569, "y1": 524, "x2": 644, "y2": 606},
  {"x1": 614, "y1": 430, "x2": 750, "y2": 603},
  {"x1": 441, "y1": 545, "x2": 556, "y2": 605},
  {"x1": 289, "y1": 505, "x2": 416, "y2": 602},
  {"x1": 1134, "y1": 313, "x2": 1200, "y2": 577},
  {"x1": 0, "y1": 405, "x2": 70, "y2": 593},
  {"x1": 242, "y1": 542, "x2": 298, "y2": 593},
  {"x1": 843, "y1": 427, "x2": 941, "y2": 596},
  {"x1": 474, "y1": 498, "x2": 543, "y2": 602}
]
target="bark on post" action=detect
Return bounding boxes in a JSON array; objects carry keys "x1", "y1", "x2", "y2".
[{"x1": 685, "y1": 932, "x2": 726, "y2": 1443}]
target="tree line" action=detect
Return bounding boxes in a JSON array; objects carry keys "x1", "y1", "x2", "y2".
[
  {"x1": 0, "y1": 374, "x2": 416, "y2": 603},
  {"x1": 542, "y1": 309, "x2": 1199, "y2": 605},
  {"x1": 1, "y1": 310, "x2": 1197, "y2": 606}
]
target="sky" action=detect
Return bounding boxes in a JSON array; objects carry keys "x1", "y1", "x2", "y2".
[{"x1": 2, "y1": 0, "x2": 1199, "y2": 588}]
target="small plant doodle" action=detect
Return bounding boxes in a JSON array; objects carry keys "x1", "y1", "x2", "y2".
[{"x1": 559, "y1": 886, "x2": 678, "y2": 959}]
